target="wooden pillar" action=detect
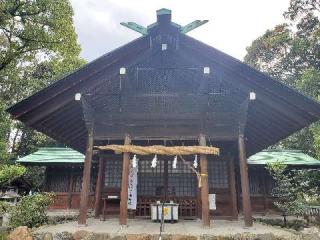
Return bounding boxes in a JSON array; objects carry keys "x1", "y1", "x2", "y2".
[
  {"x1": 94, "y1": 155, "x2": 106, "y2": 218},
  {"x1": 199, "y1": 134, "x2": 210, "y2": 227},
  {"x1": 67, "y1": 169, "x2": 74, "y2": 209},
  {"x1": 78, "y1": 126, "x2": 94, "y2": 226},
  {"x1": 164, "y1": 156, "x2": 169, "y2": 201},
  {"x1": 119, "y1": 135, "x2": 131, "y2": 226},
  {"x1": 228, "y1": 157, "x2": 238, "y2": 220},
  {"x1": 43, "y1": 167, "x2": 48, "y2": 191},
  {"x1": 238, "y1": 134, "x2": 253, "y2": 227},
  {"x1": 196, "y1": 163, "x2": 202, "y2": 219},
  {"x1": 261, "y1": 169, "x2": 268, "y2": 213}
]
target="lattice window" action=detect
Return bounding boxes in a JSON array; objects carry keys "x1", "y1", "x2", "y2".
[
  {"x1": 104, "y1": 159, "x2": 123, "y2": 188},
  {"x1": 168, "y1": 158, "x2": 197, "y2": 197},
  {"x1": 248, "y1": 169, "x2": 275, "y2": 195},
  {"x1": 137, "y1": 157, "x2": 164, "y2": 196},
  {"x1": 137, "y1": 156, "x2": 196, "y2": 197},
  {"x1": 46, "y1": 175, "x2": 69, "y2": 192},
  {"x1": 71, "y1": 173, "x2": 97, "y2": 192},
  {"x1": 266, "y1": 175, "x2": 276, "y2": 194},
  {"x1": 72, "y1": 175, "x2": 82, "y2": 192},
  {"x1": 249, "y1": 170, "x2": 262, "y2": 195},
  {"x1": 208, "y1": 159, "x2": 228, "y2": 189}
]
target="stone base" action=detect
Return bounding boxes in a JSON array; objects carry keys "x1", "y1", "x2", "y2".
[{"x1": 29, "y1": 231, "x2": 314, "y2": 240}]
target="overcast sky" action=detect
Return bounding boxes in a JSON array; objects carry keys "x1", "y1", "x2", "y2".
[{"x1": 70, "y1": 0, "x2": 290, "y2": 62}]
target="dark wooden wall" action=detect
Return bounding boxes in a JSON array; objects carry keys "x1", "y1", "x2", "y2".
[
  {"x1": 44, "y1": 160, "x2": 276, "y2": 215},
  {"x1": 44, "y1": 165, "x2": 97, "y2": 209}
]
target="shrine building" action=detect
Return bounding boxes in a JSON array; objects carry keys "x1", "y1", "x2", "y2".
[{"x1": 7, "y1": 9, "x2": 320, "y2": 227}]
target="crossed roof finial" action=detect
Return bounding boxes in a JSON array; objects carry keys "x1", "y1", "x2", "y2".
[{"x1": 120, "y1": 8, "x2": 208, "y2": 36}]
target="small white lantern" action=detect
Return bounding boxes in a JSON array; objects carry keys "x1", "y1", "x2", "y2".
[
  {"x1": 161, "y1": 43, "x2": 167, "y2": 51},
  {"x1": 203, "y1": 67, "x2": 210, "y2": 74},
  {"x1": 75, "y1": 93, "x2": 81, "y2": 101},
  {"x1": 249, "y1": 92, "x2": 256, "y2": 100},
  {"x1": 120, "y1": 67, "x2": 126, "y2": 75}
]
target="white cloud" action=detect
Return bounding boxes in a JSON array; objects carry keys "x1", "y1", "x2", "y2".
[{"x1": 70, "y1": 0, "x2": 290, "y2": 61}]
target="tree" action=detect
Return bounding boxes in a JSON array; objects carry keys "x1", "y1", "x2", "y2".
[
  {"x1": 285, "y1": 0, "x2": 320, "y2": 21},
  {"x1": 245, "y1": 0, "x2": 320, "y2": 157},
  {"x1": 0, "y1": 0, "x2": 85, "y2": 187},
  {"x1": 266, "y1": 162, "x2": 307, "y2": 225},
  {"x1": 0, "y1": 0, "x2": 81, "y2": 72}
]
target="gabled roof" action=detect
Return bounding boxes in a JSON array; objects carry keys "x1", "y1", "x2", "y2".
[
  {"x1": 248, "y1": 149, "x2": 320, "y2": 166},
  {"x1": 6, "y1": 9, "x2": 320, "y2": 155},
  {"x1": 16, "y1": 147, "x2": 84, "y2": 164}
]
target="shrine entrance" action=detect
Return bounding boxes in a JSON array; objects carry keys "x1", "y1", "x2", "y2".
[
  {"x1": 136, "y1": 156, "x2": 198, "y2": 218},
  {"x1": 101, "y1": 153, "x2": 200, "y2": 219}
]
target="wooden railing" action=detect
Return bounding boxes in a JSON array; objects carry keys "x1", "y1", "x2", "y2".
[{"x1": 136, "y1": 196, "x2": 197, "y2": 219}]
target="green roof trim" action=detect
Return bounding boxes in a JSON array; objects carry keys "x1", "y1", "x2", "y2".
[
  {"x1": 16, "y1": 147, "x2": 84, "y2": 164},
  {"x1": 248, "y1": 149, "x2": 320, "y2": 166},
  {"x1": 18, "y1": 148, "x2": 320, "y2": 166}
]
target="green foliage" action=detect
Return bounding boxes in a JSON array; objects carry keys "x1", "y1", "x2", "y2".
[
  {"x1": 0, "y1": 164, "x2": 25, "y2": 187},
  {"x1": 9, "y1": 192, "x2": 55, "y2": 228},
  {"x1": 0, "y1": 0, "x2": 85, "y2": 186},
  {"x1": 23, "y1": 166, "x2": 46, "y2": 191},
  {"x1": 0, "y1": 0, "x2": 82, "y2": 72},
  {"x1": 266, "y1": 162, "x2": 308, "y2": 220},
  {"x1": 0, "y1": 102, "x2": 10, "y2": 163},
  {"x1": 295, "y1": 169, "x2": 320, "y2": 205},
  {"x1": 285, "y1": 0, "x2": 320, "y2": 21},
  {"x1": 254, "y1": 217, "x2": 305, "y2": 231},
  {"x1": 0, "y1": 201, "x2": 12, "y2": 215},
  {"x1": 245, "y1": 0, "x2": 320, "y2": 157}
]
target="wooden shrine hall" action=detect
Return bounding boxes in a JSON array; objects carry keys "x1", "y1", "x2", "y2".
[{"x1": 7, "y1": 9, "x2": 320, "y2": 228}]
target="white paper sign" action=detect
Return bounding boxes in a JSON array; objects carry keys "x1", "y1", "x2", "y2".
[
  {"x1": 209, "y1": 194, "x2": 216, "y2": 210},
  {"x1": 127, "y1": 165, "x2": 138, "y2": 209}
]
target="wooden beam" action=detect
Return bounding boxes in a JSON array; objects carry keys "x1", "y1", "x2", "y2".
[
  {"x1": 238, "y1": 133, "x2": 253, "y2": 227},
  {"x1": 94, "y1": 155, "x2": 106, "y2": 218},
  {"x1": 78, "y1": 124, "x2": 94, "y2": 226},
  {"x1": 119, "y1": 135, "x2": 131, "y2": 226},
  {"x1": 11, "y1": 37, "x2": 149, "y2": 120},
  {"x1": 228, "y1": 157, "x2": 238, "y2": 220},
  {"x1": 93, "y1": 124, "x2": 238, "y2": 141},
  {"x1": 180, "y1": 36, "x2": 320, "y2": 119},
  {"x1": 199, "y1": 134, "x2": 210, "y2": 227},
  {"x1": 38, "y1": 102, "x2": 78, "y2": 127}
]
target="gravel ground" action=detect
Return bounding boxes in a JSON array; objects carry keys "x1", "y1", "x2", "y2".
[{"x1": 36, "y1": 218, "x2": 297, "y2": 238}]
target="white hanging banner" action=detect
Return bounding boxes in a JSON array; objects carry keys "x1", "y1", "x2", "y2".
[
  {"x1": 127, "y1": 164, "x2": 138, "y2": 209},
  {"x1": 209, "y1": 194, "x2": 216, "y2": 210}
]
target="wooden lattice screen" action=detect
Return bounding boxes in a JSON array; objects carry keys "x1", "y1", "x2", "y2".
[
  {"x1": 248, "y1": 168, "x2": 275, "y2": 196},
  {"x1": 137, "y1": 156, "x2": 164, "y2": 196},
  {"x1": 45, "y1": 167, "x2": 97, "y2": 193},
  {"x1": 104, "y1": 158, "x2": 123, "y2": 189},
  {"x1": 207, "y1": 159, "x2": 229, "y2": 189}
]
